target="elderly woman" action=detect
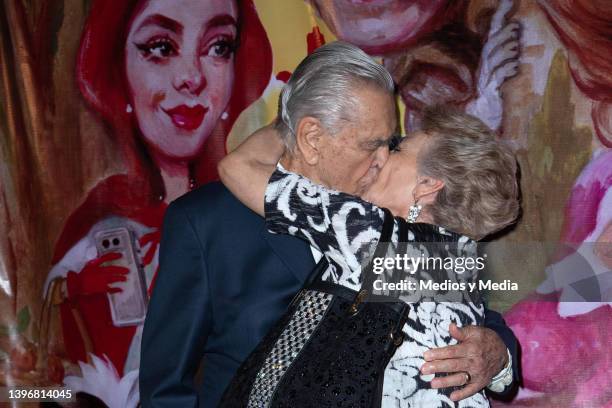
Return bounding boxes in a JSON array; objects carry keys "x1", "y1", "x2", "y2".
[{"x1": 218, "y1": 105, "x2": 520, "y2": 406}]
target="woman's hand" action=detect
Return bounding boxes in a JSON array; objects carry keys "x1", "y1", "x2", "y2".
[{"x1": 218, "y1": 122, "x2": 285, "y2": 216}]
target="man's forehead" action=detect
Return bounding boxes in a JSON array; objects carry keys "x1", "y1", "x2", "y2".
[
  {"x1": 336, "y1": 126, "x2": 392, "y2": 148},
  {"x1": 356, "y1": 120, "x2": 396, "y2": 142},
  {"x1": 339, "y1": 89, "x2": 397, "y2": 143}
]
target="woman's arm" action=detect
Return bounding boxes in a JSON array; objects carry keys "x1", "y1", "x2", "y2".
[
  {"x1": 218, "y1": 123, "x2": 285, "y2": 216},
  {"x1": 264, "y1": 167, "x2": 387, "y2": 287}
]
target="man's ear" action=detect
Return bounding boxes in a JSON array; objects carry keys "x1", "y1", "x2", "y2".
[
  {"x1": 295, "y1": 116, "x2": 324, "y2": 165},
  {"x1": 413, "y1": 176, "x2": 444, "y2": 205}
]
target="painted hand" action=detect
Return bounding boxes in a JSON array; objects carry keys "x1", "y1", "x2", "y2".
[
  {"x1": 66, "y1": 252, "x2": 129, "y2": 297},
  {"x1": 466, "y1": 0, "x2": 521, "y2": 130}
]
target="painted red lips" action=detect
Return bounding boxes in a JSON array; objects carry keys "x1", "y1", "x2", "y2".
[{"x1": 163, "y1": 104, "x2": 208, "y2": 131}]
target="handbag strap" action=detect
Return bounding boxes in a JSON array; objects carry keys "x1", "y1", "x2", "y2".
[
  {"x1": 397, "y1": 216, "x2": 408, "y2": 242},
  {"x1": 303, "y1": 256, "x2": 330, "y2": 287},
  {"x1": 392, "y1": 216, "x2": 409, "y2": 285},
  {"x1": 355, "y1": 208, "x2": 395, "y2": 302}
]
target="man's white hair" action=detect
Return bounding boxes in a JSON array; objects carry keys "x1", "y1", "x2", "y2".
[{"x1": 276, "y1": 41, "x2": 395, "y2": 149}]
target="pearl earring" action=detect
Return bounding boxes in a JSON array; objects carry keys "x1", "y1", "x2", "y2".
[
  {"x1": 126, "y1": 104, "x2": 133, "y2": 113},
  {"x1": 406, "y1": 203, "x2": 422, "y2": 223},
  {"x1": 221, "y1": 111, "x2": 228, "y2": 120}
]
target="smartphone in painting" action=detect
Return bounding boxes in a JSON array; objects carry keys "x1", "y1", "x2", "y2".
[{"x1": 94, "y1": 227, "x2": 148, "y2": 326}]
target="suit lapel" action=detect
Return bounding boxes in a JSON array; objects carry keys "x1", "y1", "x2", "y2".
[{"x1": 260, "y1": 224, "x2": 315, "y2": 284}]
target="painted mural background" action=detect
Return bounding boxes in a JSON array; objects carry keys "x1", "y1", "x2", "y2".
[{"x1": 0, "y1": 0, "x2": 610, "y2": 406}]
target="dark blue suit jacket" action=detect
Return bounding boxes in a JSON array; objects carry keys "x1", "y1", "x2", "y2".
[{"x1": 139, "y1": 182, "x2": 519, "y2": 407}]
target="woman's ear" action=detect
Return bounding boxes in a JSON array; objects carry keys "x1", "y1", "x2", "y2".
[
  {"x1": 295, "y1": 116, "x2": 323, "y2": 165},
  {"x1": 413, "y1": 176, "x2": 444, "y2": 205}
]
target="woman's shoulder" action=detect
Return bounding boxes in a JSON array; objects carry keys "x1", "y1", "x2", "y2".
[{"x1": 403, "y1": 221, "x2": 473, "y2": 244}]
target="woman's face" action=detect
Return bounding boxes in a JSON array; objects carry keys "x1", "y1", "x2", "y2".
[
  {"x1": 125, "y1": 0, "x2": 237, "y2": 160},
  {"x1": 310, "y1": 0, "x2": 449, "y2": 54},
  {"x1": 363, "y1": 132, "x2": 430, "y2": 217}
]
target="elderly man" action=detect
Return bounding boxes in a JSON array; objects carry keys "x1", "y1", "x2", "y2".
[{"x1": 140, "y1": 41, "x2": 518, "y2": 407}]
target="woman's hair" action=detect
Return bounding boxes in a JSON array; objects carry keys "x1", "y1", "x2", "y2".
[
  {"x1": 418, "y1": 106, "x2": 520, "y2": 240},
  {"x1": 275, "y1": 41, "x2": 395, "y2": 150},
  {"x1": 76, "y1": 0, "x2": 272, "y2": 189}
]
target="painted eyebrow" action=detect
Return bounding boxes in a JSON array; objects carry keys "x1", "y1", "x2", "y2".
[
  {"x1": 205, "y1": 14, "x2": 238, "y2": 30},
  {"x1": 134, "y1": 13, "x2": 236, "y2": 38},
  {"x1": 136, "y1": 14, "x2": 184, "y2": 35}
]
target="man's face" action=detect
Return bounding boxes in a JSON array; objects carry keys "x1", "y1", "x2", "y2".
[{"x1": 316, "y1": 86, "x2": 397, "y2": 195}]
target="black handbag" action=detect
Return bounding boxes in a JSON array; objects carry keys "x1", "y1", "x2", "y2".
[{"x1": 219, "y1": 208, "x2": 410, "y2": 408}]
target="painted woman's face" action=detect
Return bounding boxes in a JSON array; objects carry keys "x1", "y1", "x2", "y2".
[
  {"x1": 125, "y1": 0, "x2": 237, "y2": 160},
  {"x1": 310, "y1": 0, "x2": 449, "y2": 54}
]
